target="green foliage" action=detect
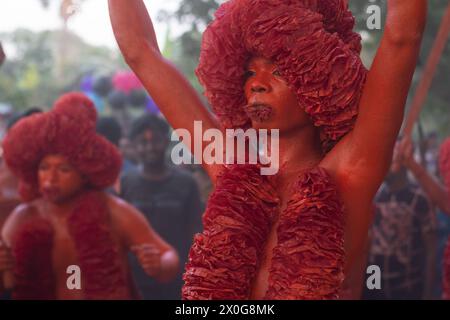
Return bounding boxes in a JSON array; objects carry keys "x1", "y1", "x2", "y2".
[
  {"x1": 5, "y1": 0, "x2": 449, "y2": 139},
  {"x1": 0, "y1": 28, "x2": 124, "y2": 111}
]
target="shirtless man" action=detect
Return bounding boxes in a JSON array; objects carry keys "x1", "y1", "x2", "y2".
[
  {"x1": 109, "y1": 0, "x2": 426, "y2": 299},
  {"x1": 398, "y1": 137, "x2": 450, "y2": 214},
  {"x1": 0, "y1": 92, "x2": 179, "y2": 299}
]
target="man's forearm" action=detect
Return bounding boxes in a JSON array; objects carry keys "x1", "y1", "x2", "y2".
[
  {"x1": 108, "y1": 0, "x2": 160, "y2": 62},
  {"x1": 408, "y1": 160, "x2": 450, "y2": 214},
  {"x1": 386, "y1": 0, "x2": 427, "y2": 43}
]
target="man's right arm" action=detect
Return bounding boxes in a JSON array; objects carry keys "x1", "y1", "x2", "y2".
[
  {"x1": 108, "y1": 195, "x2": 180, "y2": 282},
  {"x1": 407, "y1": 160, "x2": 450, "y2": 214},
  {"x1": 108, "y1": 0, "x2": 223, "y2": 183},
  {"x1": 401, "y1": 138, "x2": 450, "y2": 214},
  {"x1": 0, "y1": 204, "x2": 30, "y2": 294}
]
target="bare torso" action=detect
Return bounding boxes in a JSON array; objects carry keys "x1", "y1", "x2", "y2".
[
  {"x1": 248, "y1": 156, "x2": 368, "y2": 299},
  {"x1": 250, "y1": 208, "x2": 281, "y2": 299},
  {"x1": 13, "y1": 197, "x2": 131, "y2": 300}
]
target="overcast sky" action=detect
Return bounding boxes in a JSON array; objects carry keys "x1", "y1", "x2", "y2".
[{"x1": 0, "y1": 0, "x2": 181, "y2": 50}]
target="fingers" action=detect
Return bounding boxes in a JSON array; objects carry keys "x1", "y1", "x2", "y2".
[
  {"x1": 131, "y1": 243, "x2": 162, "y2": 277},
  {"x1": 131, "y1": 243, "x2": 159, "y2": 253}
]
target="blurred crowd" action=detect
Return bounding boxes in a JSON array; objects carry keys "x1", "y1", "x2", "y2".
[{"x1": 0, "y1": 38, "x2": 449, "y2": 300}]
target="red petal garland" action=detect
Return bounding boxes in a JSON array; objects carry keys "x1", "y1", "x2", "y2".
[
  {"x1": 182, "y1": 165, "x2": 279, "y2": 299},
  {"x1": 182, "y1": 165, "x2": 345, "y2": 300},
  {"x1": 12, "y1": 191, "x2": 132, "y2": 299},
  {"x1": 265, "y1": 167, "x2": 345, "y2": 299},
  {"x1": 68, "y1": 191, "x2": 131, "y2": 299},
  {"x1": 13, "y1": 217, "x2": 55, "y2": 300}
]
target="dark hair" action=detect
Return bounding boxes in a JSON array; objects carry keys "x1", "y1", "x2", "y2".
[
  {"x1": 96, "y1": 116, "x2": 122, "y2": 146},
  {"x1": 7, "y1": 107, "x2": 43, "y2": 130},
  {"x1": 129, "y1": 114, "x2": 170, "y2": 140}
]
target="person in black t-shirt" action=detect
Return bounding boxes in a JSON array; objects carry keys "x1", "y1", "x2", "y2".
[
  {"x1": 364, "y1": 141, "x2": 437, "y2": 300},
  {"x1": 120, "y1": 114, "x2": 202, "y2": 300}
]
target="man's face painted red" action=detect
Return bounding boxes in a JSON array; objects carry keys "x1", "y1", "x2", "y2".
[
  {"x1": 244, "y1": 56, "x2": 312, "y2": 132},
  {"x1": 38, "y1": 154, "x2": 85, "y2": 203}
]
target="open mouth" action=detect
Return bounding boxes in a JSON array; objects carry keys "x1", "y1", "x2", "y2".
[{"x1": 245, "y1": 103, "x2": 274, "y2": 123}]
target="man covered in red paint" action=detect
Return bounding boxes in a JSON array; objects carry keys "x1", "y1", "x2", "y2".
[
  {"x1": 110, "y1": 0, "x2": 427, "y2": 299},
  {"x1": 0, "y1": 92, "x2": 179, "y2": 299}
]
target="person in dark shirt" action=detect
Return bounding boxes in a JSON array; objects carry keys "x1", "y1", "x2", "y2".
[
  {"x1": 96, "y1": 116, "x2": 137, "y2": 176},
  {"x1": 120, "y1": 114, "x2": 202, "y2": 299},
  {"x1": 364, "y1": 141, "x2": 437, "y2": 300}
]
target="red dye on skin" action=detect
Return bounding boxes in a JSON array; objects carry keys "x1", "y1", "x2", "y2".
[{"x1": 245, "y1": 104, "x2": 275, "y2": 123}]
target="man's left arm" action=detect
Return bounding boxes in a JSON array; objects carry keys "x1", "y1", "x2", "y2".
[
  {"x1": 402, "y1": 138, "x2": 450, "y2": 214},
  {"x1": 109, "y1": 195, "x2": 180, "y2": 282},
  {"x1": 337, "y1": 0, "x2": 427, "y2": 196}
]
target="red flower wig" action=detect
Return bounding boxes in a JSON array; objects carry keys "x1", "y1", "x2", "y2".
[
  {"x1": 2, "y1": 92, "x2": 122, "y2": 201},
  {"x1": 196, "y1": 0, "x2": 367, "y2": 150}
]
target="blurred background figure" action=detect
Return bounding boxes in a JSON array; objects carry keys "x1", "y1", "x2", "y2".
[
  {"x1": 0, "y1": 108, "x2": 42, "y2": 238},
  {"x1": 120, "y1": 114, "x2": 202, "y2": 299},
  {"x1": 119, "y1": 137, "x2": 140, "y2": 168},
  {"x1": 364, "y1": 140, "x2": 437, "y2": 300},
  {"x1": 96, "y1": 116, "x2": 137, "y2": 194},
  {"x1": 0, "y1": 42, "x2": 5, "y2": 67},
  {"x1": 0, "y1": 108, "x2": 42, "y2": 300},
  {"x1": 398, "y1": 136, "x2": 450, "y2": 299},
  {"x1": 414, "y1": 132, "x2": 450, "y2": 298}
]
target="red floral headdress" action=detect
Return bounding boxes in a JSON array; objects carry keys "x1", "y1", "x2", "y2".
[
  {"x1": 196, "y1": 0, "x2": 367, "y2": 150},
  {"x1": 2, "y1": 92, "x2": 122, "y2": 201}
]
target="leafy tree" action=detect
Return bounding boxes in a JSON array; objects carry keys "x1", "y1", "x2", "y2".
[{"x1": 0, "y1": 28, "x2": 124, "y2": 111}]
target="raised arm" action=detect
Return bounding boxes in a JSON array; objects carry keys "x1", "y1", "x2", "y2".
[
  {"x1": 108, "y1": 195, "x2": 179, "y2": 282},
  {"x1": 108, "y1": 0, "x2": 223, "y2": 182},
  {"x1": 401, "y1": 138, "x2": 450, "y2": 214},
  {"x1": 338, "y1": 0, "x2": 427, "y2": 194}
]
